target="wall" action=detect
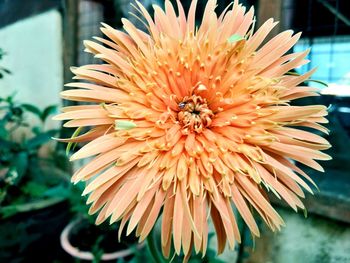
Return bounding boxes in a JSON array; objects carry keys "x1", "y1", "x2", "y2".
[{"x1": 0, "y1": 9, "x2": 63, "y2": 110}]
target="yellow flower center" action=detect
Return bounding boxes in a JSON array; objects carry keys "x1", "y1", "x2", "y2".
[{"x1": 177, "y1": 95, "x2": 214, "y2": 134}]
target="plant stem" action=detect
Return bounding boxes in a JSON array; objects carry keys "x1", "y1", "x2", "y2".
[{"x1": 147, "y1": 230, "x2": 165, "y2": 263}]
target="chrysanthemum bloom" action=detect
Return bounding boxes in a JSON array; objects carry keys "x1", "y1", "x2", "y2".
[{"x1": 55, "y1": 0, "x2": 331, "y2": 258}]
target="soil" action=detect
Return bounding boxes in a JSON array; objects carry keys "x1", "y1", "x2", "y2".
[{"x1": 69, "y1": 220, "x2": 138, "y2": 253}]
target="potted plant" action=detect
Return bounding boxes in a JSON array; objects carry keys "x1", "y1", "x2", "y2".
[
  {"x1": 60, "y1": 183, "x2": 146, "y2": 262},
  {"x1": 0, "y1": 92, "x2": 71, "y2": 261}
]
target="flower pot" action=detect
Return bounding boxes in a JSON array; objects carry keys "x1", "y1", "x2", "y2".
[{"x1": 60, "y1": 219, "x2": 145, "y2": 261}]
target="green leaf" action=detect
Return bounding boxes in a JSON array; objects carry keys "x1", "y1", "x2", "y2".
[
  {"x1": 21, "y1": 182, "x2": 48, "y2": 198},
  {"x1": 0, "y1": 67, "x2": 11, "y2": 74},
  {"x1": 11, "y1": 152, "x2": 28, "y2": 185},
  {"x1": 0, "y1": 138, "x2": 17, "y2": 150},
  {"x1": 0, "y1": 48, "x2": 5, "y2": 58},
  {"x1": 0, "y1": 197, "x2": 65, "y2": 218},
  {"x1": 3, "y1": 152, "x2": 28, "y2": 186},
  {"x1": 5, "y1": 95, "x2": 14, "y2": 103},
  {"x1": 66, "y1": 127, "x2": 83, "y2": 156},
  {"x1": 228, "y1": 34, "x2": 245, "y2": 43},
  {"x1": 43, "y1": 184, "x2": 70, "y2": 198},
  {"x1": 2, "y1": 68, "x2": 11, "y2": 74},
  {"x1": 92, "y1": 236, "x2": 105, "y2": 263},
  {"x1": 41, "y1": 105, "x2": 58, "y2": 122},
  {"x1": 31, "y1": 126, "x2": 41, "y2": 135},
  {"x1": 115, "y1": 120, "x2": 137, "y2": 130},
  {"x1": 21, "y1": 104, "x2": 42, "y2": 118},
  {"x1": 0, "y1": 123, "x2": 8, "y2": 139},
  {"x1": 25, "y1": 130, "x2": 58, "y2": 149}
]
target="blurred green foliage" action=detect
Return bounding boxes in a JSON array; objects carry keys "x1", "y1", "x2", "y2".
[
  {"x1": 0, "y1": 93, "x2": 71, "y2": 218},
  {"x1": 0, "y1": 48, "x2": 72, "y2": 262},
  {"x1": 0, "y1": 50, "x2": 70, "y2": 218}
]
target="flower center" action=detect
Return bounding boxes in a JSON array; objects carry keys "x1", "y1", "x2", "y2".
[{"x1": 177, "y1": 95, "x2": 214, "y2": 133}]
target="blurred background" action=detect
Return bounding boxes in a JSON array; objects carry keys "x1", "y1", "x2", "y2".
[{"x1": 0, "y1": 0, "x2": 349, "y2": 262}]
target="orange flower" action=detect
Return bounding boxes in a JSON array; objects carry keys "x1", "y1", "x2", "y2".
[{"x1": 55, "y1": 0, "x2": 331, "y2": 258}]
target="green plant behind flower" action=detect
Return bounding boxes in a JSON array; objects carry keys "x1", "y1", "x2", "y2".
[{"x1": 0, "y1": 49, "x2": 70, "y2": 218}]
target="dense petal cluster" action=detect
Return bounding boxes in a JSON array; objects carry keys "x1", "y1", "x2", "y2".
[{"x1": 55, "y1": 0, "x2": 331, "y2": 258}]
